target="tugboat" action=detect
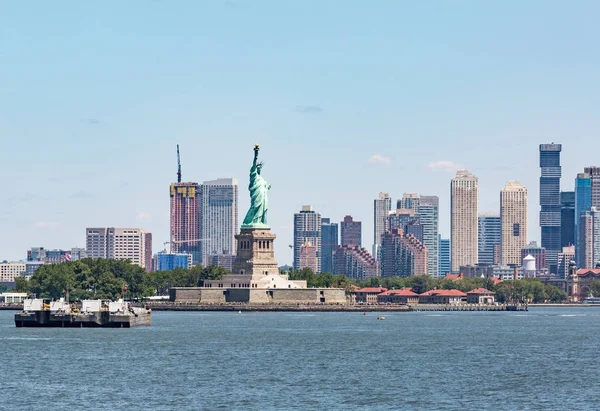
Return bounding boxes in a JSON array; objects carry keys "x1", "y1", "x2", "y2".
[{"x1": 14, "y1": 298, "x2": 151, "y2": 328}]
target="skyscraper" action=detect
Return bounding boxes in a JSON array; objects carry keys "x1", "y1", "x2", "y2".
[
  {"x1": 575, "y1": 173, "x2": 592, "y2": 261},
  {"x1": 200, "y1": 178, "x2": 238, "y2": 265},
  {"x1": 298, "y1": 242, "x2": 319, "y2": 272},
  {"x1": 539, "y1": 143, "x2": 562, "y2": 273},
  {"x1": 451, "y1": 170, "x2": 478, "y2": 272},
  {"x1": 584, "y1": 166, "x2": 600, "y2": 207},
  {"x1": 373, "y1": 192, "x2": 392, "y2": 259},
  {"x1": 478, "y1": 213, "x2": 501, "y2": 265},
  {"x1": 333, "y1": 245, "x2": 379, "y2": 280},
  {"x1": 439, "y1": 236, "x2": 450, "y2": 277},
  {"x1": 170, "y1": 182, "x2": 201, "y2": 264},
  {"x1": 578, "y1": 207, "x2": 600, "y2": 269},
  {"x1": 85, "y1": 227, "x2": 150, "y2": 269},
  {"x1": 320, "y1": 218, "x2": 339, "y2": 274},
  {"x1": 380, "y1": 229, "x2": 428, "y2": 277},
  {"x1": 417, "y1": 196, "x2": 439, "y2": 277},
  {"x1": 560, "y1": 191, "x2": 575, "y2": 248},
  {"x1": 397, "y1": 193, "x2": 420, "y2": 212},
  {"x1": 340, "y1": 215, "x2": 362, "y2": 246},
  {"x1": 293, "y1": 205, "x2": 322, "y2": 272},
  {"x1": 500, "y1": 181, "x2": 528, "y2": 266}
]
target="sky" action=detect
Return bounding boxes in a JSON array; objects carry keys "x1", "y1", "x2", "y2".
[{"x1": 1, "y1": 1, "x2": 599, "y2": 264}]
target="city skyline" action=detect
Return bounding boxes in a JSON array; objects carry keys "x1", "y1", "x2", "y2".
[{"x1": 2, "y1": 2, "x2": 600, "y2": 265}]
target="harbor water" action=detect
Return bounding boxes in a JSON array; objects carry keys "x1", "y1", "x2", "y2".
[{"x1": 1, "y1": 307, "x2": 598, "y2": 410}]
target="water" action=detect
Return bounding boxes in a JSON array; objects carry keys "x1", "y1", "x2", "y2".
[{"x1": 1, "y1": 308, "x2": 598, "y2": 410}]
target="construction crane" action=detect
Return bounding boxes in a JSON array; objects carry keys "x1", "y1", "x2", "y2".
[
  {"x1": 163, "y1": 238, "x2": 211, "y2": 254},
  {"x1": 176, "y1": 144, "x2": 182, "y2": 183}
]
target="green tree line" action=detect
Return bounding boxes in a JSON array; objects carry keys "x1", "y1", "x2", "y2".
[{"x1": 14, "y1": 258, "x2": 229, "y2": 300}]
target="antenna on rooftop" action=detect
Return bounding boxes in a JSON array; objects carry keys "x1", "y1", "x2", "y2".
[{"x1": 177, "y1": 144, "x2": 182, "y2": 183}]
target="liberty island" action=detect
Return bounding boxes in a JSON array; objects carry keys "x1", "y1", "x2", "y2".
[{"x1": 170, "y1": 145, "x2": 346, "y2": 304}]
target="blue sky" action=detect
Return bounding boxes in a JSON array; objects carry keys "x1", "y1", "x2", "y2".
[{"x1": 1, "y1": 1, "x2": 599, "y2": 264}]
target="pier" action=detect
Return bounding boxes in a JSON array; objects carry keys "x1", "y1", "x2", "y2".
[{"x1": 409, "y1": 303, "x2": 527, "y2": 312}]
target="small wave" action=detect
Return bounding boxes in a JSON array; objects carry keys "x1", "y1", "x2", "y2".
[{"x1": 1, "y1": 337, "x2": 53, "y2": 341}]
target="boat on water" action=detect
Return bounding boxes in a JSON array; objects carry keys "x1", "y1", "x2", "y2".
[
  {"x1": 14, "y1": 298, "x2": 151, "y2": 328},
  {"x1": 583, "y1": 293, "x2": 600, "y2": 304}
]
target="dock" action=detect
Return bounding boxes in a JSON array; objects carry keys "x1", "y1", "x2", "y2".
[{"x1": 409, "y1": 303, "x2": 527, "y2": 312}]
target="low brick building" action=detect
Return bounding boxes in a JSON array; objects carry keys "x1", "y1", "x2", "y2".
[
  {"x1": 353, "y1": 287, "x2": 387, "y2": 303},
  {"x1": 377, "y1": 289, "x2": 419, "y2": 304},
  {"x1": 418, "y1": 289, "x2": 467, "y2": 304},
  {"x1": 466, "y1": 288, "x2": 495, "y2": 304}
]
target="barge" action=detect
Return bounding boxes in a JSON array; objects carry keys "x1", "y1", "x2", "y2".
[{"x1": 14, "y1": 298, "x2": 151, "y2": 328}]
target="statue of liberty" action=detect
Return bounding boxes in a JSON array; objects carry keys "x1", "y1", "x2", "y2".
[{"x1": 241, "y1": 145, "x2": 271, "y2": 229}]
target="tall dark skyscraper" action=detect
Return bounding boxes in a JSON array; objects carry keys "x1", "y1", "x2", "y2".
[
  {"x1": 320, "y1": 218, "x2": 339, "y2": 274},
  {"x1": 539, "y1": 143, "x2": 562, "y2": 273},
  {"x1": 340, "y1": 215, "x2": 362, "y2": 247},
  {"x1": 478, "y1": 213, "x2": 501, "y2": 266},
  {"x1": 560, "y1": 191, "x2": 575, "y2": 248}
]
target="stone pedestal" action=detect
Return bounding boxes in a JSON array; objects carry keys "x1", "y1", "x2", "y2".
[{"x1": 232, "y1": 228, "x2": 279, "y2": 276}]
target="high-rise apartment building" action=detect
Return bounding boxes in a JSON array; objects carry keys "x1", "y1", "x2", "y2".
[
  {"x1": 561, "y1": 191, "x2": 575, "y2": 248},
  {"x1": 578, "y1": 207, "x2": 600, "y2": 269},
  {"x1": 170, "y1": 182, "x2": 201, "y2": 264},
  {"x1": 298, "y1": 242, "x2": 319, "y2": 272},
  {"x1": 333, "y1": 245, "x2": 379, "y2": 280},
  {"x1": 380, "y1": 229, "x2": 428, "y2": 277},
  {"x1": 539, "y1": 143, "x2": 562, "y2": 272},
  {"x1": 293, "y1": 205, "x2": 322, "y2": 272},
  {"x1": 388, "y1": 208, "x2": 419, "y2": 232},
  {"x1": 451, "y1": 170, "x2": 478, "y2": 272},
  {"x1": 373, "y1": 192, "x2": 392, "y2": 259},
  {"x1": 200, "y1": 178, "x2": 238, "y2": 265},
  {"x1": 320, "y1": 218, "x2": 339, "y2": 274},
  {"x1": 397, "y1": 193, "x2": 420, "y2": 212},
  {"x1": 418, "y1": 196, "x2": 439, "y2": 278},
  {"x1": 144, "y1": 232, "x2": 152, "y2": 272},
  {"x1": 439, "y1": 236, "x2": 450, "y2": 277},
  {"x1": 478, "y1": 213, "x2": 501, "y2": 265},
  {"x1": 340, "y1": 215, "x2": 362, "y2": 247},
  {"x1": 85, "y1": 227, "x2": 150, "y2": 269},
  {"x1": 575, "y1": 173, "x2": 592, "y2": 261},
  {"x1": 584, "y1": 166, "x2": 600, "y2": 208},
  {"x1": 557, "y1": 246, "x2": 575, "y2": 279},
  {"x1": 500, "y1": 181, "x2": 528, "y2": 266}
]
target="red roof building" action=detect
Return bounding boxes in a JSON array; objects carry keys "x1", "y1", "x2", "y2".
[
  {"x1": 377, "y1": 289, "x2": 419, "y2": 304},
  {"x1": 419, "y1": 289, "x2": 467, "y2": 304},
  {"x1": 466, "y1": 288, "x2": 496, "y2": 304},
  {"x1": 353, "y1": 287, "x2": 387, "y2": 303}
]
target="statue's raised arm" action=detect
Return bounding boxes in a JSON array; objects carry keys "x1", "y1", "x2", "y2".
[{"x1": 241, "y1": 144, "x2": 271, "y2": 229}]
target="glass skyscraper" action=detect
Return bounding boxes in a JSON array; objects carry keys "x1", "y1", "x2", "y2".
[
  {"x1": 539, "y1": 143, "x2": 562, "y2": 273},
  {"x1": 293, "y1": 205, "x2": 322, "y2": 272},
  {"x1": 418, "y1": 196, "x2": 439, "y2": 278},
  {"x1": 575, "y1": 173, "x2": 592, "y2": 262},
  {"x1": 560, "y1": 191, "x2": 575, "y2": 248},
  {"x1": 320, "y1": 218, "x2": 339, "y2": 274},
  {"x1": 439, "y1": 235, "x2": 450, "y2": 277},
  {"x1": 478, "y1": 213, "x2": 501, "y2": 265}
]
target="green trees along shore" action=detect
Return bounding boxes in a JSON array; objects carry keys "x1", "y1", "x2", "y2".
[
  {"x1": 14, "y1": 258, "x2": 229, "y2": 300},
  {"x1": 13, "y1": 259, "x2": 568, "y2": 303}
]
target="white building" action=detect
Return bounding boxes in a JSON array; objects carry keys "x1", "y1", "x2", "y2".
[
  {"x1": 200, "y1": 178, "x2": 239, "y2": 265},
  {"x1": 451, "y1": 170, "x2": 479, "y2": 272},
  {"x1": 0, "y1": 262, "x2": 27, "y2": 283},
  {"x1": 86, "y1": 227, "x2": 150, "y2": 269}
]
